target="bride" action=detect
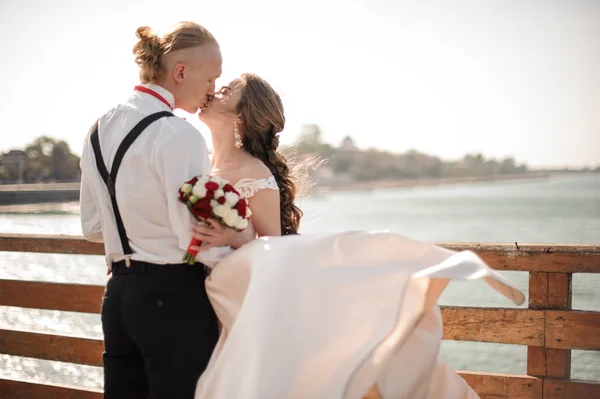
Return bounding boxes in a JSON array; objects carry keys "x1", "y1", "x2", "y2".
[
  {"x1": 188, "y1": 73, "x2": 524, "y2": 399},
  {"x1": 189, "y1": 72, "x2": 301, "y2": 249}
]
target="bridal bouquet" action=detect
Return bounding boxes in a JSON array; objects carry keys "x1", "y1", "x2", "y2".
[{"x1": 178, "y1": 175, "x2": 251, "y2": 264}]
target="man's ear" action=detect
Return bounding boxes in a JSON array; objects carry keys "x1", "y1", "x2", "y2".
[{"x1": 173, "y1": 63, "x2": 185, "y2": 83}]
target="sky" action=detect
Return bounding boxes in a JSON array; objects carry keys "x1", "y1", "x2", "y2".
[{"x1": 0, "y1": 0, "x2": 599, "y2": 168}]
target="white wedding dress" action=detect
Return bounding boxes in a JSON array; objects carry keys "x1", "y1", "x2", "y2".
[{"x1": 194, "y1": 177, "x2": 525, "y2": 399}]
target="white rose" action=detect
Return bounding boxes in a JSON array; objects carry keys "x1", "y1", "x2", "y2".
[
  {"x1": 192, "y1": 183, "x2": 207, "y2": 199},
  {"x1": 224, "y1": 192, "x2": 239, "y2": 206},
  {"x1": 213, "y1": 205, "x2": 228, "y2": 218},
  {"x1": 223, "y1": 209, "x2": 239, "y2": 227},
  {"x1": 210, "y1": 200, "x2": 219, "y2": 209},
  {"x1": 235, "y1": 218, "x2": 249, "y2": 230},
  {"x1": 214, "y1": 189, "x2": 225, "y2": 199},
  {"x1": 210, "y1": 176, "x2": 222, "y2": 184},
  {"x1": 181, "y1": 183, "x2": 192, "y2": 194}
]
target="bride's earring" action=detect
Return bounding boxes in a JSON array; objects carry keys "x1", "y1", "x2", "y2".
[{"x1": 234, "y1": 122, "x2": 243, "y2": 149}]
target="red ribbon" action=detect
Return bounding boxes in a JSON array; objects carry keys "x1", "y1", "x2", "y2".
[{"x1": 134, "y1": 85, "x2": 173, "y2": 110}]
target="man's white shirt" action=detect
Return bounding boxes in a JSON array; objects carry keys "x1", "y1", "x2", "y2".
[{"x1": 80, "y1": 83, "x2": 211, "y2": 265}]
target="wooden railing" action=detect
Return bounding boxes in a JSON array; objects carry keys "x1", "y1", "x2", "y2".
[{"x1": 0, "y1": 234, "x2": 599, "y2": 399}]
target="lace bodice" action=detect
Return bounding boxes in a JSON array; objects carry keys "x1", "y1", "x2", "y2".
[
  {"x1": 197, "y1": 175, "x2": 278, "y2": 267},
  {"x1": 234, "y1": 175, "x2": 279, "y2": 199}
]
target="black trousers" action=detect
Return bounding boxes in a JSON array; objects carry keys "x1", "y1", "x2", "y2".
[{"x1": 101, "y1": 260, "x2": 219, "y2": 399}]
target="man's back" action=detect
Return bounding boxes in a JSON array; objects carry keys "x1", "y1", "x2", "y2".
[
  {"x1": 80, "y1": 84, "x2": 210, "y2": 265},
  {"x1": 83, "y1": 22, "x2": 223, "y2": 399}
]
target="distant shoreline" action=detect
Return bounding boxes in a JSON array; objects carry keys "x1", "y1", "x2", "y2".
[
  {"x1": 314, "y1": 172, "x2": 551, "y2": 193},
  {"x1": 0, "y1": 201, "x2": 80, "y2": 214},
  {"x1": 0, "y1": 172, "x2": 589, "y2": 214}
]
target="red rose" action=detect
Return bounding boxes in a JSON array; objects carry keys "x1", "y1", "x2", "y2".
[
  {"x1": 235, "y1": 199, "x2": 248, "y2": 218},
  {"x1": 205, "y1": 190, "x2": 215, "y2": 200},
  {"x1": 188, "y1": 176, "x2": 199, "y2": 185},
  {"x1": 192, "y1": 198, "x2": 212, "y2": 219},
  {"x1": 223, "y1": 184, "x2": 235, "y2": 193},
  {"x1": 178, "y1": 190, "x2": 190, "y2": 203},
  {"x1": 217, "y1": 197, "x2": 226, "y2": 204},
  {"x1": 194, "y1": 198, "x2": 211, "y2": 209},
  {"x1": 205, "y1": 181, "x2": 219, "y2": 191}
]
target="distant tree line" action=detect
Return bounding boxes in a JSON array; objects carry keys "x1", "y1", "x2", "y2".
[
  {"x1": 3, "y1": 129, "x2": 595, "y2": 185},
  {"x1": 0, "y1": 136, "x2": 81, "y2": 183},
  {"x1": 291, "y1": 124, "x2": 530, "y2": 182}
]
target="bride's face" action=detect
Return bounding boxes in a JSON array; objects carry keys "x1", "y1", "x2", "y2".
[{"x1": 198, "y1": 78, "x2": 243, "y2": 126}]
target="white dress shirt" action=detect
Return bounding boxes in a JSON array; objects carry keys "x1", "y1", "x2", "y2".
[{"x1": 80, "y1": 83, "x2": 211, "y2": 265}]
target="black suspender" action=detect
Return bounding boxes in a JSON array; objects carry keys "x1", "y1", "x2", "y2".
[{"x1": 90, "y1": 111, "x2": 174, "y2": 266}]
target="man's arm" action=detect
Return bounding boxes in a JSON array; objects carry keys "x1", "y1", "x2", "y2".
[
  {"x1": 155, "y1": 126, "x2": 211, "y2": 251},
  {"x1": 80, "y1": 164, "x2": 104, "y2": 243}
]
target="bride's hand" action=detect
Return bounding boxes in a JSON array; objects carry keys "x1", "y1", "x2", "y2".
[{"x1": 190, "y1": 219, "x2": 243, "y2": 251}]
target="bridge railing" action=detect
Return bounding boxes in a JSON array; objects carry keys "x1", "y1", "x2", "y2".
[{"x1": 0, "y1": 234, "x2": 599, "y2": 399}]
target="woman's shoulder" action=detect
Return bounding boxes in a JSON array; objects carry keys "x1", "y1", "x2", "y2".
[
  {"x1": 237, "y1": 159, "x2": 272, "y2": 181},
  {"x1": 214, "y1": 158, "x2": 267, "y2": 182},
  {"x1": 232, "y1": 160, "x2": 278, "y2": 199}
]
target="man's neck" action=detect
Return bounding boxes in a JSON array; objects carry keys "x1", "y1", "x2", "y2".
[
  {"x1": 153, "y1": 81, "x2": 174, "y2": 94},
  {"x1": 141, "y1": 81, "x2": 176, "y2": 109}
]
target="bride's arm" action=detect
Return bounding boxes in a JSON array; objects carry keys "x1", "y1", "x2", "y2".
[
  {"x1": 191, "y1": 219, "x2": 254, "y2": 251},
  {"x1": 191, "y1": 185, "x2": 280, "y2": 251},
  {"x1": 248, "y1": 188, "x2": 281, "y2": 237}
]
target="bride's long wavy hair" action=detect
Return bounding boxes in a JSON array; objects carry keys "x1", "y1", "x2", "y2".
[{"x1": 235, "y1": 73, "x2": 303, "y2": 235}]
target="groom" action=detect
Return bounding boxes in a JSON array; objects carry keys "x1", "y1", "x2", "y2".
[{"x1": 80, "y1": 22, "x2": 228, "y2": 399}]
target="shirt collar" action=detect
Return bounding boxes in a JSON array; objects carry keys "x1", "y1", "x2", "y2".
[{"x1": 138, "y1": 83, "x2": 175, "y2": 110}]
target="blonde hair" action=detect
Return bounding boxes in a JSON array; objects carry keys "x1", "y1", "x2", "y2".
[{"x1": 133, "y1": 21, "x2": 218, "y2": 84}]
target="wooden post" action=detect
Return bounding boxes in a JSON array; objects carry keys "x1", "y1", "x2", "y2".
[{"x1": 527, "y1": 272, "x2": 572, "y2": 380}]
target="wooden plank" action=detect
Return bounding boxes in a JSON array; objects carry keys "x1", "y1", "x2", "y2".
[
  {"x1": 459, "y1": 372, "x2": 542, "y2": 399},
  {"x1": 544, "y1": 348, "x2": 571, "y2": 379},
  {"x1": 0, "y1": 233, "x2": 104, "y2": 255},
  {"x1": 547, "y1": 273, "x2": 572, "y2": 309},
  {"x1": 1, "y1": 234, "x2": 599, "y2": 273},
  {"x1": 527, "y1": 272, "x2": 550, "y2": 377},
  {"x1": 543, "y1": 379, "x2": 600, "y2": 399},
  {"x1": 0, "y1": 375, "x2": 549, "y2": 399},
  {"x1": 0, "y1": 378, "x2": 101, "y2": 399},
  {"x1": 545, "y1": 274, "x2": 572, "y2": 378},
  {"x1": 528, "y1": 346, "x2": 574, "y2": 379},
  {"x1": 442, "y1": 307, "x2": 544, "y2": 346},
  {"x1": 2, "y1": 377, "x2": 597, "y2": 399},
  {"x1": 0, "y1": 279, "x2": 104, "y2": 313},
  {"x1": 443, "y1": 243, "x2": 600, "y2": 273},
  {"x1": 0, "y1": 329, "x2": 102, "y2": 366},
  {"x1": 546, "y1": 310, "x2": 600, "y2": 350},
  {"x1": 363, "y1": 373, "x2": 542, "y2": 399},
  {"x1": 528, "y1": 272, "x2": 548, "y2": 309},
  {"x1": 527, "y1": 273, "x2": 572, "y2": 379},
  {"x1": 526, "y1": 346, "x2": 546, "y2": 378}
]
